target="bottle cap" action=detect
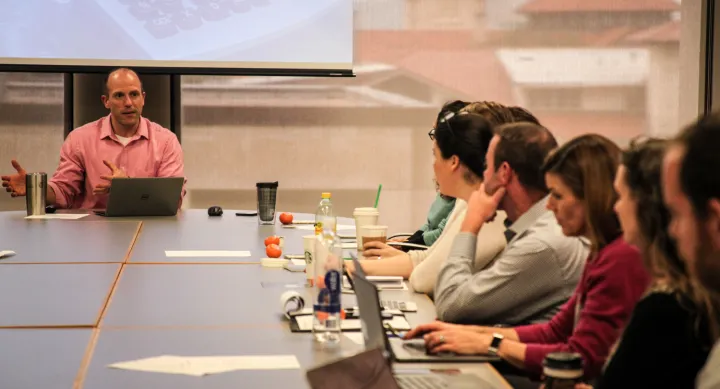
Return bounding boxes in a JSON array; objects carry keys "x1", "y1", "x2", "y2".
[{"x1": 322, "y1": 192, "x2": 331, "y2": 199}]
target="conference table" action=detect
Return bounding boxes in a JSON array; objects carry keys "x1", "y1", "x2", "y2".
[{"x1": 0, "y1": 209, "x2": 511, "y2": 389}]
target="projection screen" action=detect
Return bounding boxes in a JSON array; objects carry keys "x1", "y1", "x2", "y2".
[{"x1": 0, "y1": 0, "x2": 354, "y2": 76}]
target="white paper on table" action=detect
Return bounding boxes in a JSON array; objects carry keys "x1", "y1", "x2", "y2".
[
  {"x1": 294, "y1": 224, "x2": 355, "y2": 232},
  {"x1": 24, "y1": 214, "x2": 88, "y2": 220},
  {"x1": 164, "y1": 250, "x2": 251, "y2": 258},
  {"x1": 108, "y1": 355, "x2": 300, "y2": 376},
  {"x1": 0, "y1": 251, "x2": 15, "y2": 259},
  {"x1": 108, "y1": 355, "x2": 205, "y2": 376}
]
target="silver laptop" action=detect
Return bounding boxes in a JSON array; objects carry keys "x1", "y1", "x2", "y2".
[
  {"x1": 351, "y1": 267, "x2": 500, "y2": 364},
  {"x1": 95, "y1": 177, "x2": 183, "y2": 217},
  {"x1": 349, "y1": 272, "x2": 496, "y2": 388}
]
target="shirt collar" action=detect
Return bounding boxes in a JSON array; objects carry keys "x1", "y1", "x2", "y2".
[
  {"x1": 99, "y1": 114, "x2": 148, "y2": 141},
  {"x1": 506, "y1": 195, "x2": 550, "y2": 238}
]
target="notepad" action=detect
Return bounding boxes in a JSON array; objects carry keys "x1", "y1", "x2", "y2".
[
  {"x1": 108, "y1": 355, "x2": 300, "y2": 376},
  {"x1": 164, "y1": 250, "x2": 251, "y2": 258},
  {"x1": 24, "y1": 214, "x2": 88, "y2": 220},
  {"x1": 294, "y1": 315, "x2": 410, "y2": 332}
]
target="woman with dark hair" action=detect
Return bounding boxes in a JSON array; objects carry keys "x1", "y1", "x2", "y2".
[
  {"x1": 403, "y1": 134, "x2": 651, "y2": 382},
  {"x1": 393, "y1": 101, "x2": 467, "y2": 249},
  {"x1": 575, "y1": 138, "x2": 720, "y2": 389},
  {"x1": 346, "y1": 109, "x2": 508, "y2": 295}
]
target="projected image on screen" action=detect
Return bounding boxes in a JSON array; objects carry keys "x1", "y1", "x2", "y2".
[{"x1": 0, "y1": 0, "x2": 353, "y2": 72}]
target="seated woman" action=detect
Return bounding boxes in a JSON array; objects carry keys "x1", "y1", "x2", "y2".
[
  {"x1": 403, "y1": 134, "x2": 651, "y2": 382},
  {"x1": 393, "y1": 185, "x2": 456, "y2": 249},
  {"x1": 391, "y1": 100, "x2": 470, "y2": 250},
  {"x1": 578, "y1": 138, "x2": 719, "y2": 389},
  {"x1": 347, "y1": 103, "x2": 513, "y2": 295}
]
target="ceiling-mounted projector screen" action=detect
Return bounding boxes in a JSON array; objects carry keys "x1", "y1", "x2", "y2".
[{"x1": 0, "y1": 0, "x2": 354, "y2": 76}]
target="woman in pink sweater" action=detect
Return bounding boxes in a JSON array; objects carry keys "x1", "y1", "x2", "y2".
[{"x1": 404, "y1": 134, "x2": 651, "y2": 381}]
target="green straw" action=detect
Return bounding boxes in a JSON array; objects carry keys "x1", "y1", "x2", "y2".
[{"x1": 374, "y1": 184, "x2": 382, "y2": 208}]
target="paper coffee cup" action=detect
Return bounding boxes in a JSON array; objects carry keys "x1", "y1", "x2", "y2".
[
  {"x1": 360, "y1": 225, "x2": 388, "y2": 256},
  {"x1": 353, "y1": 207, "x2": 379, "y2": 250},
  {"x1": 303, "y1": 235, "x2": 316, "y2": 285}
]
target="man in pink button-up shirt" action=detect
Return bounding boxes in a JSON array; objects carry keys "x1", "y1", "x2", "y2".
[{"x1": 1, "y1": 68, "x2": 186, "y2": 210}]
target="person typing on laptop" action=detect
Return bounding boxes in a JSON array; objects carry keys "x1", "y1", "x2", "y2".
[{"x1": 1, "y1": 67, "x2": 186, "y2": 210}]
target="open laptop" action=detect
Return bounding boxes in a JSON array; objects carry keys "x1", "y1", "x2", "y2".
[
  {"x1": 94, "y1": 177, "x2": 183, "y2": 217},
  {"x1": 351, "y1": 255, "x2": 500, "y2": 365}
]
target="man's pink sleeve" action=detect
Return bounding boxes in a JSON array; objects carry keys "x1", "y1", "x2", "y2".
[
  {"x1": 157, "y1": 134, "x2": 186, "y2": 207},
  {"x1": 48, "y1": 134, "x2": 85, "y2": 208}
]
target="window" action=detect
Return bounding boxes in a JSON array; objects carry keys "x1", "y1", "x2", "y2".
[{"x1": 0, "y1": 0, "x2": 699, "y2": 232}]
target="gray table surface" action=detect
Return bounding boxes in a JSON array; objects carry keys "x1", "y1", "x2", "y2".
[
  {"x1": 0, "y1": 328, "x2": 92, "y2": 389},
  {"x1": 0, "y1": 263, "x2": 121, "y2": 327},
  {"x1": 128, "y1": 209, "x2": 355, "y2": 263},
  {"x1": 0, "y1": 211, "x2": 140, "y2": 263},
  {"x1": 83, "y1": 327, "x2": 510, "y2": 389},
  {"x1": 0, "y1": 209, "x2": 510, "y2": 389},
  {"x1": 103, "y1": 264, "x2": 436, "y2": 328}
]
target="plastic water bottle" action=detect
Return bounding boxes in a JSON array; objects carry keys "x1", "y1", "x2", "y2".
[
  {"x1": 314, "y1": 192, "x2": 337, "y2": 236},
  {"x1": 312, "y1": 228, "x2": 343, "y2": 346}
]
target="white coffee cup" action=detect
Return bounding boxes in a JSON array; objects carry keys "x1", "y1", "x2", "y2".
[
  {"x1": 353, "y1": 207, "x2": 379, "y2": 251},
  {"x1": 303, "y1": 235, "x2": 316, "y2": 285}
]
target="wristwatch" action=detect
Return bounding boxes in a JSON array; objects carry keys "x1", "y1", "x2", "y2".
[{"x1": 488, "y1": 333, "x2": 504, "y2": 356}]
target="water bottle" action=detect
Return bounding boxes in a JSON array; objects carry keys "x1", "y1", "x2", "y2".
[
  {"x1": 314, "y1": 192, "x2": 337, "y2": 236},
  {"x1": 312, "y1": 228, "x2": 343, "y2": 346}
]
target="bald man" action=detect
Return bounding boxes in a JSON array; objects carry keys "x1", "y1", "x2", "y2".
[{"x1": 2, "y1": 68, "x2": 185, "y2": 210}]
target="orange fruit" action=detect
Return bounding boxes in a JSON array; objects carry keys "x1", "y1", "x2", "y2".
[
  {"x1": 266, "y1": 244, "x2": 282, "y2": 258},
  {"x1": 264, "y1": 235, "x2": 280, "y2": 246},
  {"x1": 279, "y1": 212, "x2": 294, "y2": 225}
]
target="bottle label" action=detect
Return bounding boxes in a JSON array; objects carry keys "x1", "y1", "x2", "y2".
[
  {"x1": 313, "y1": 303, "x2": 341, "y2": 314},
  {"x1": 325, "y1": 270, "x2": 342, "y2": 304},
  {"x1": 314, "y1": 222, "x2": 322, "y2": 235}
]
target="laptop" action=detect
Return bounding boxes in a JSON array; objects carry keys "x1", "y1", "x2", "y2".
[
  {"x1": 306, "y1": 346, "x2": 494, "y2": 389},
  {"x1": 94, "y1": 177, "x2": 184, "y2": 217},
  {"x1": 350, "y1": 255, "x2": 500, "y2": 364}
]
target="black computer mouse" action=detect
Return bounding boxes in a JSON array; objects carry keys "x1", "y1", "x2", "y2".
[
  {"x1": 45, "y1": 205, "x2": 57, "y2": 214},
  {"x1": 208, "y1": 206, "x2": 223, "y2": 217}
]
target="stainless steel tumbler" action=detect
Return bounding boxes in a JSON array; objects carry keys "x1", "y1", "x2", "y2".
[{"x1": 25, "y1": 172, "x2": 47, "y2": 216}]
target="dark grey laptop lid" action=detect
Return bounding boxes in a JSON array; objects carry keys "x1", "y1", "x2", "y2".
[{"x1": 104, "y1": 177, "x2": 184, "y2": 217}]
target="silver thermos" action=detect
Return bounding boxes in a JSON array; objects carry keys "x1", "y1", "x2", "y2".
[{"x1": 25, "y1": 172, "x2": 47, "y2": 216}]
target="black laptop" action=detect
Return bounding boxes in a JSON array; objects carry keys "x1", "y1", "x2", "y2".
[{"x1": 94, "y1": 177, "x2": 184, "y2": 217}]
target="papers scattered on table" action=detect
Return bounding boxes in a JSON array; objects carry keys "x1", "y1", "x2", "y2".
[
  {"x1": 107, "y1": 354, "x2": 300, "y2": 376},
  {"x1": 24, "y1": 213, "x2": 88, "y2": 220},
  {"x1": 164, "y1": 250, "x2": 251, "y2": 258},
  {"x1": 342, "y1": 275, "x2": 407, "y2": 291},
  {"x1": 294, "y1": 315, "x2": 410, "y2": 332},
  {"x1": 0, "y1": 251, "x2": 16, "y2": 259}
]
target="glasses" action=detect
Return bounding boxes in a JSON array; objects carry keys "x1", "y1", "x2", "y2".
[{"x1": 428, "y1": 111, "x2": 457, "y2": 141}]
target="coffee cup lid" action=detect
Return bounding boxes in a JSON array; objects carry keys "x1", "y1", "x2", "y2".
[
  {"x1": 542, "y1": 352, "x2": 584, "y2": 371},
  {"x1": 354, "y1": 207, "x2": 378, "y2": 213}
]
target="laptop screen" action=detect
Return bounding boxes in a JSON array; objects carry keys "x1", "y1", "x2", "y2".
[
  {"x1": 305, "y1": 348, "x2": 400, "y2": 389},
  {"x1": 352, "y1": 271, "x2": 392, "y2": 355}
]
